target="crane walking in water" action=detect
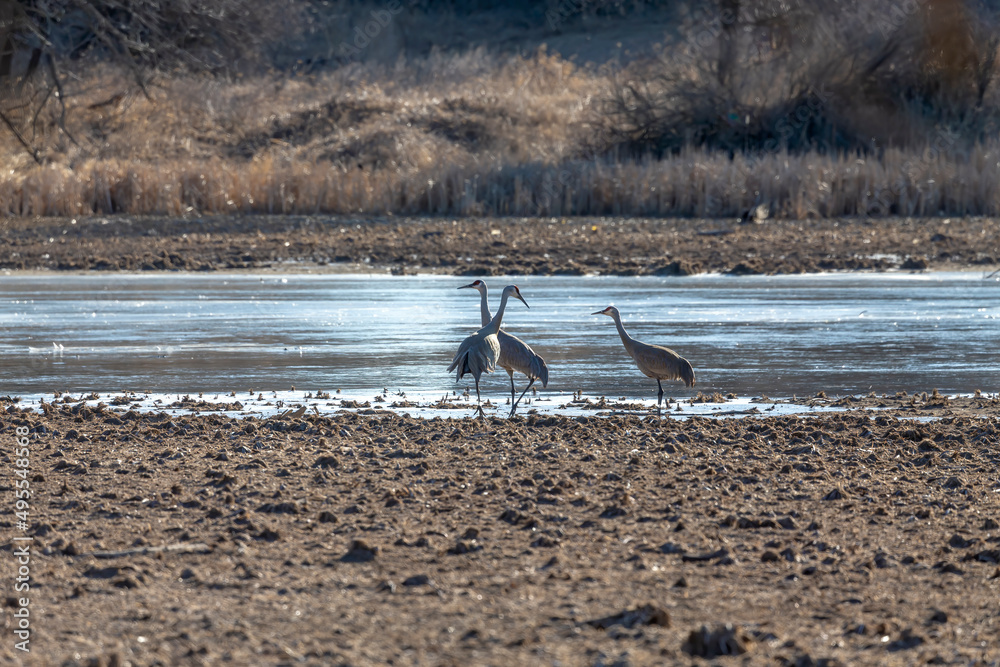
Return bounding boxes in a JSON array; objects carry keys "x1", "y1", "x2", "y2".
[
  {"x1": 449, "y1": 285, "x2": 529, "y2": 418},
  {"x1": 459, "y1": 280, "x2": 549, "y2": 417},
  {"x1": 592, "y1": 306, "x2": 695, "y2": 415}
]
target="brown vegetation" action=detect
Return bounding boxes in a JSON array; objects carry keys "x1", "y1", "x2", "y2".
[
  {"x1": 2, "y1": 1, "x2": 1000, "y2": 219},
  {"x1": 600, "y1": 0, "x2": 1000, "y2": 157}
]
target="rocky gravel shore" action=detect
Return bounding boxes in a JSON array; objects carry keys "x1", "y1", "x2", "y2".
[
  {"x1": 2, "y1": 214, "x2": 997, "y2": 275},
  {"x1": 2, "y1": 394, "x2": 999, "y2": 665}
]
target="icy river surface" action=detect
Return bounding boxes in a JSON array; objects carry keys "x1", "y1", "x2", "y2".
[{"x1": 1, "y1": 271, "x2": 997, "y2": 416}]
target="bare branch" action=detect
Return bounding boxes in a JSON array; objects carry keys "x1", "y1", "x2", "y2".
[{"x1": 0, "y1": 107, "x2": 42, "y2": 163}]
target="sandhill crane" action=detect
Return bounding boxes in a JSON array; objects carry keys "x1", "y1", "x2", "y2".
[
  {"x1": 459, "y1": 279, "x2": 549, "y2": 417},
  {"x1": 449, "y1": 285, "x2": 529, "y2": 418},
  {"x1": 592, "y1": 306, "x2": 695, "y2": 415}
]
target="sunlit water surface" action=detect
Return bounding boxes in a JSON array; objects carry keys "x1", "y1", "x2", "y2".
[{"x1": 1, "y1": 271, "x2": 996, "y2": 417}]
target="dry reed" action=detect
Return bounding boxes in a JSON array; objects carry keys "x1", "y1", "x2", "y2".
[
  {"x1": 2, "y1": 2, "x2": 1000, "y2": 220},
  {"x1": 4, "y1": 145, "x2": 998, "y2": 219}
]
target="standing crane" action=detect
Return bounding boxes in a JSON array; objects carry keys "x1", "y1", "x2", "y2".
[
  {"x1": 459, "y1": 279, "x2": 549, "y2": 417},
  {"x1": 449, "y1": 285, "x2": 529, "y2": 418},
  {"x1": 592, "y1": 306, "x2": 695, "y2": 415}
]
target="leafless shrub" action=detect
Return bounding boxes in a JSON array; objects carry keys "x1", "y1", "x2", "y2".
[
  {"x1": 594, "y1": 0, "x2": 1000, "y2": 159},
  {"x1": 0, "y1": 0, "x2": 301, "y2": 163},
  {"x1": 3, "y1": 2, "x2": 1000, "y2": 219}
]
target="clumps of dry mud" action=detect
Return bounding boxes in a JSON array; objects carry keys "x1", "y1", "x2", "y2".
[
  {"x1": 792, "y1": 390, "x2": 1000, "y2": 418},
  {"x1": 3, "y1": 402, "x2": 999, "y2": 665},
  {"x1": 1, "y1": 214, "x2": 997, "y2": 275}
]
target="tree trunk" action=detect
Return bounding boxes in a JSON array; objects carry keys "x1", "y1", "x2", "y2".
[{"x1": 718, "y1": 0, "x2": 739, "y2": 88}]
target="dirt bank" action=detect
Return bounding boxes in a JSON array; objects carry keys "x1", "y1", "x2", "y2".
[
  {"x1": 1, "y1": 214, "x2": 997, "y2": 275},
  {"x1": 3, "y1": 395, "x2": 999, "y2": 665}
]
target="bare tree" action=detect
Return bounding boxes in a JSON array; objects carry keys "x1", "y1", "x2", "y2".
[
  {"x1": 717, "y1": 0, "x2": 738, "y2": 88},
  {"x1": 0, "y1": 0, "x2": 291, "y2": 162}
]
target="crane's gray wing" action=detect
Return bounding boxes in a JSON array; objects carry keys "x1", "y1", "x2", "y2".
[
  {"x1": 477, "y1": 334, "x2": 501, "y2": 376},
  {"x1": 448, "y1": 332, "x2": 499, "y2": 381},
  {"x1": 631, "y1": 342, "x2": 694, "y2": 386},
  {"x1": 679, "y1": 356, "x2": 695, "y2": 387},
  {"x1": 498, "y1": 330, "x2": 549, "y2": 386},
  {"x1": 534, "y1": 355, "x2": 550, "y2": 387}
]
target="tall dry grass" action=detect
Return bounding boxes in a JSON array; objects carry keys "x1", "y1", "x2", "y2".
[
  {"x1": 2, "y1": 1, "x2": 1000, "y2": 219},
  {"x1": 6, "y1": 141, "x2": 1000, "y2": 218}
]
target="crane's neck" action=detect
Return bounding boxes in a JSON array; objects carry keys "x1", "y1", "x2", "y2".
[
  {"x1": 482, "y1": 291, "x2": 511, "y2": 335},
  {"x1": 477, "y1": 287, "x2": 492, "y2": 328},
  {"x1": 611, "y1": 312, "x2": 637, "y2": 356}
]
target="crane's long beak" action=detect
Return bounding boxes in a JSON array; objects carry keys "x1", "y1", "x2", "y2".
[
  {"x1": 457, "y1": 283, "x2": 476, "y2": 290},
  {"x1": 591, "y1": 310, "x2": 605, "y2": 315},
  {"x1": 516, "y1": 294, "x2": 530, "y2": 309}
]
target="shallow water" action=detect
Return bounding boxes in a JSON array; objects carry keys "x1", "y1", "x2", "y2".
[{"x1": 1, "y1": 272, "x2": 997, "y2": 409}]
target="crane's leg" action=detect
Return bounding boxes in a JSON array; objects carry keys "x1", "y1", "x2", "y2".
[
  {"x1": 508, "y1": 371, "x2": 516, "y2": 412},
  {"x1": 474, "y1": 377, "x2": 486, "y2": 419},
  {"x1": 656, "y1": 379, "x2": 664, "y2": 417},
  {"x1": 510, "y1": 378, "x2": 536, "y2": 418}
]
